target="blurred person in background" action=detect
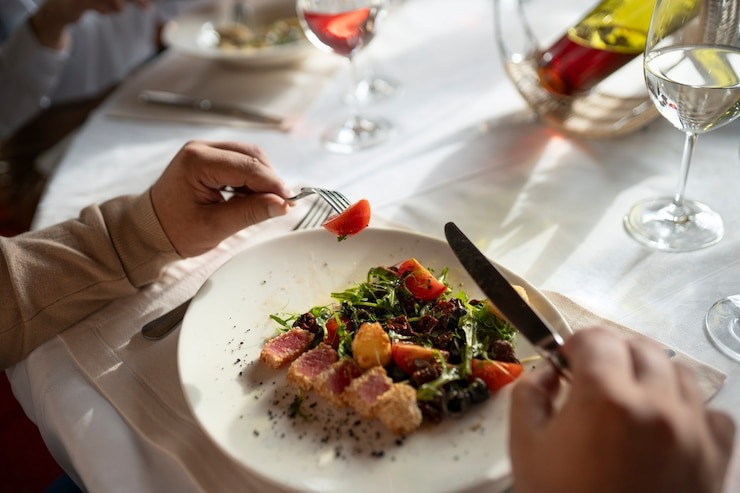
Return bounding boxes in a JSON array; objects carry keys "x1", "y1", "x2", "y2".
[
  {"x1": 0, "y1": 0, "x2": 207, "y2": 236},
  {"x1": 0, "y1": 0, "x2": 207, "y2": 139}
]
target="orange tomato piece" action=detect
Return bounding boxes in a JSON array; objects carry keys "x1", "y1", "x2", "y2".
[
  {"x1": 396, "y1": 258, "x2": 447, "y2": 301},
  {"x1": 391, "y1": 343, "x2": 448, "y2": 375}
]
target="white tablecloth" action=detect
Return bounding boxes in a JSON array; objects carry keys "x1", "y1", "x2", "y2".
[{"x1": 8, "y1": 0, "x2": 740, "y2": 491}]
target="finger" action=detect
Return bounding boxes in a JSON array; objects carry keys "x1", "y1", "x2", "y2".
[
  {"x1": 208, "y1": 152, "x2": 290, "y2": 198},
  {"x1": 563, "y1": 327, "x2": 635, "y2": 394},
  {"x1": 673, "y1": 360, "x2": 707, "y2": 405},
  {"x1": 626, "y1": 336, "x2": 675, "y2": 388},
  {"x1": 706, "y1": 410, "x2": 736, "y2": 461},
  {"x1": 205, "y1": 141, "x2": 276, "y2": 171},
  {"x1": 184, "y1": 143, "x2": 292, "y2": 199},
  {"x1": 510, "y1": 363, "x2": 561, "y2": 434},
  {"x1": 206, "y1": 193, "x2": 290, "y2": 236}
]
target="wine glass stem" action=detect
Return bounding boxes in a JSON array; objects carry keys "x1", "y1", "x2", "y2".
[
  {"x1": 347, "y1": 56, "x2": 361, "y2": 125},
  {"x1": 671, "y1": 131, "x2": 698, "y2": 220}
]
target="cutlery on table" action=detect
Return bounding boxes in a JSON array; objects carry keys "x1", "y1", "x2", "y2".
[
  {"x1": 444, "y1": 222, "x2": 571, "y2": 378},
  {"x1": 137, "y1": 90, "x2": 285, "y2": 126},
  {"x1": 141, "y1": 188, "x2": 350, "y2": 340}
]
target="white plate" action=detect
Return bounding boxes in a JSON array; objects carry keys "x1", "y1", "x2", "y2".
[
  {"x1": 178, "y1": 228, "x2": 571, "y2": 493},
  {"x1": 162, "y1": 3, "x2": 313, "y2": 68}
]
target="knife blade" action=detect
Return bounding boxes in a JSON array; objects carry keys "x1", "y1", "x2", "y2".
[
  {"x1": 138, "y1": 90, "x2": 284, "y2": 126},
  {"x1": 444, "y1": 222, "x2": 570, "y2": 377}
]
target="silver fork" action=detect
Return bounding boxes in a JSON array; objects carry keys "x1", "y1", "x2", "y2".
[
  {"x1": 140, "y1": 190, "x2": 347, "y2": 340},
  {"x1": 287, "y1": 187, "x2": 351, "y2": 214}
]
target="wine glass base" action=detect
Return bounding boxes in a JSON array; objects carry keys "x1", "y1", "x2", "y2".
[
  {"x1": 623, "y1": 197, "x2": 723, "y2": 252},
  {"x1": 321, "y1": 116, "x2": 394, "y2": 154},
  {"x1": 706, "y1": 296, "x2": 740, "y2": 361}
]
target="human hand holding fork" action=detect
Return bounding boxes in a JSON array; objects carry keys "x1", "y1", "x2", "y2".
[{"x1": 143, "y1": 177, "x2": 351, "y2": 340}]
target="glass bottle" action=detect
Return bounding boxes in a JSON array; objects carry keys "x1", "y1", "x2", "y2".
[{"x1": 537, "y1": 0, "x2": 699, "y2": 96}]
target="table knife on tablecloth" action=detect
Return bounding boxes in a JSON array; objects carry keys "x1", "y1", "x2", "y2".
[
  {"x1": 444, "y1": 222, "x2": 571, "y2": 378},
  {"x1": 138, "y1": 90, "x2": 284, "y2": 126}
]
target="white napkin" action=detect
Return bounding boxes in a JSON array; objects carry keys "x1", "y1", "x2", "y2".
[
  {"x1": 58, "y1": 205, "x2": 311, "y2": 492},
  {"x1": 544, "y1": 291, "x2": 726, "y2": 401},
  {"x1": 56, "y1": 208, "x2": 725, "y2": 492},
  {"x1": 105, "y1": 49, "x2": 340, "y2": 130}
]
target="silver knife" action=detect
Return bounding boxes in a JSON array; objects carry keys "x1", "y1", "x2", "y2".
[
  {"x1": 138, "y1": 90, "x2": 284, "y2": 126},
  {"x1": 444, "y1": 222, "x2": 570, "y2": 377}
]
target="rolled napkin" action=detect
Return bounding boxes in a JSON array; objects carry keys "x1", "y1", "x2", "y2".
[{"x1": 544, "y1": 290, "x2": 725, "y2": 401}]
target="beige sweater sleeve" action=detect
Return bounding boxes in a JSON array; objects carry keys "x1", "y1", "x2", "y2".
[{"x1": 0, "y1": 191, "x2": 181, "y2": 369}]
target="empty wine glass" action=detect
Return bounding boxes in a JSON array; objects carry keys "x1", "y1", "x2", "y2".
[
  {"x1": 623, "y1": 0, "x2": 740, "y2": 251},
  {"x1": 297, "y1": 0, "x2": 393, "y2": 153},
  {"x1": 706, "y1": 142, "x2": 740, "y2": 361}
]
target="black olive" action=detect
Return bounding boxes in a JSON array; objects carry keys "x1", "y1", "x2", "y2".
[
  {"x1": 467, "y1": 378, "x2": 490, "y2": 404},
  {"x1": 443, "y1": 387, "x2": 470, "y2": 417}
]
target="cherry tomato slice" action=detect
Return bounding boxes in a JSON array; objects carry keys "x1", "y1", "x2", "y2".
[
  {"x1": 322, "y1": 199, "x2": 371, "y2": 240},
  {"x1": 397, "y1": 258, "x2": 447, "y2": 301},
  {"x1": 391, "y1": 343, "x2": 448, "y2": 375},
  {"x1": 470, "y1": 359, "x2": 524, "y2": 392},
  {"x1": 324, "y1": 316, "x2": 345, "y2": 349}
]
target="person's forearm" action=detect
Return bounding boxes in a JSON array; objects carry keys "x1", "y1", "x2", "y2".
[{"x1": 0, "y1": 192, "x2": 179, "y2": 369}]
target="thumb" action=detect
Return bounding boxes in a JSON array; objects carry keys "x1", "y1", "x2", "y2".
[{"x1": 214, "y1": 193, "x2": 290, "y2": 234}]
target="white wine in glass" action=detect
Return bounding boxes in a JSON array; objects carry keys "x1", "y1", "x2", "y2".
[
  {"x1": 297, "y1": 0, "x2": 393, "y2": 153},
  {"x1": 623, "y1": 0, "x2": 740, "y2": 252}
]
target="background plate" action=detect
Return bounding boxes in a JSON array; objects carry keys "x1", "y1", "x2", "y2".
[
  {"x1": 178, "y1": 228, "x2": 571, "y2": 493},
  {"x1": 162, "y1": 2, "x2": 313, "y2": 68}
]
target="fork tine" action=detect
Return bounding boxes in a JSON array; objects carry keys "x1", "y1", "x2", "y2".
[
  {"x1": 287, "y1": 187, "x2": 351, "y2": 214},
  {"x1": 314, "y1": 188, "x2": 347, "y2": 214},
  {"x1": 326, "y1": 189, "x2": 351, "y2": 209},
  {"x1": 292, "y1": 198, "x2": 333, "y2": 230},
  {"x1": 307, "y1": 201, "x2": 333, "y2": 228},
  {"x1": 292, "y1": 197, "x2": 320, "y2": 230}
]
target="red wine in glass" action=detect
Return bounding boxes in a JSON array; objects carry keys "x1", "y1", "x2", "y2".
[{"x1": 302, "y1": 8, "x2": 377, "y2": 57}]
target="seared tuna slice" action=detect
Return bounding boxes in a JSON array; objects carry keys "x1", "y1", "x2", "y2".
[
  {"x1": 287, "y1": 343, "x2": 339, "y2": 391},
  {"x1": 314, "y1": 358, "x2": 363, "y2": 406},
  {"x1": 259, "y1": 328, "x2": 314, "y2": 369},
  {"x1": 343, "y1": 366, "x2": 393, "y2": 418},
  {"x1": 374, "y1": 383, "x2": 423, "y2": 436}
]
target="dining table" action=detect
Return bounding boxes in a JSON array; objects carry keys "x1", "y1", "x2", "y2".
[{"x1": 6, "y1": 0, "x2": 740, "y2": 491}]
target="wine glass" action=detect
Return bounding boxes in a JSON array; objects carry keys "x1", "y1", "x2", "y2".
[
  {"x1": 706, "y1": 142, "x2": 740, "y2": 360},
  {"x1": 296, "y1": 0, "x2": 393, "y2": 153},
  {"x1": 347, "y1": 0, "x2": 403, "y2": 105},
  {"x1": 623, "y1": 0, "x2": 740, "y2": 251}
]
